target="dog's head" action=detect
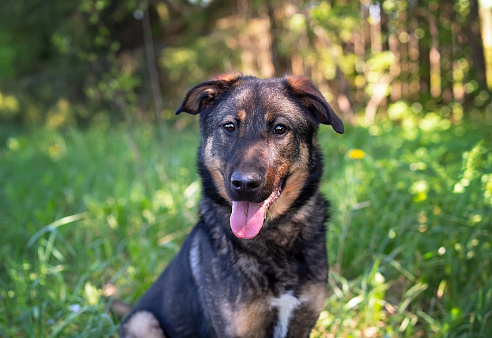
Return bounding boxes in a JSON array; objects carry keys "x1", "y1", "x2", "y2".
[{"x1": 176, "y1": 73, "x2": 343, "y2": 239}]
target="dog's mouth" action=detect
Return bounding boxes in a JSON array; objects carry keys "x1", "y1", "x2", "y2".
[{"x1": 229, "y1": 183, "x2": 282, "y2": 239}]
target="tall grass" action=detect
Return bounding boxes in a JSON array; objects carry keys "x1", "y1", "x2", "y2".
[{"x1": 0, "y1": 116, "x2": 490, "y2": 337}]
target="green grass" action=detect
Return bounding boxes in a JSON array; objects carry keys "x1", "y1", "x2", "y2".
[{"x1": 0, "y1": 115, "x2": 490, "y2": 337}]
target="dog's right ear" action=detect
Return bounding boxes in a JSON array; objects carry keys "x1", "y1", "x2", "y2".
[{"x1": 175, "y1": 73, "x2": 242, "y2": 115}]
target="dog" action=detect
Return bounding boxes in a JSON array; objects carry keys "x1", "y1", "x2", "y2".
[{"x1": 120, "y1": 73, "x2": 344, "y2": 338}]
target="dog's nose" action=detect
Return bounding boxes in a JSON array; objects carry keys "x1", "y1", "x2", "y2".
[{"x1": 231, "y1": 171, "x2": 261, "y2": 194}]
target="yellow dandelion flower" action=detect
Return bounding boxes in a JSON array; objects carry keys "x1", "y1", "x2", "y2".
[
  {"x1": 348, "y1": 149, "x2": 365, "y2": 160},
  {"x1": 49, "y1": 144, "x2": 61, "y2": 158}
]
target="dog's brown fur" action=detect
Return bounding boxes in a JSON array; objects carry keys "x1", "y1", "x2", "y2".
[{"x1": 120, "y1": 73, "x2": 343, "y2": 338}]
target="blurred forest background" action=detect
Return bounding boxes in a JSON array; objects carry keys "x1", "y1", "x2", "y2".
[
  {"x1": 1, "y1": 0, "x2": 492, "y2": 337},
  {"x1": 1, "y1": 0, "x2": 492, "y2": 125}
]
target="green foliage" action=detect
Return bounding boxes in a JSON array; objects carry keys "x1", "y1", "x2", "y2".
[
  {"x1": 315, "y1": 116, "x2": 491, "y2": 336},
  {"x1": 160, "y1": 35, "x2": 239, "y2": 97},
  {"x1": 0, "y1": 119, "x2": 490, "y2": 336},
  {"x1": 0, "y1": 123, "x2": 199, "y2": 336},
  {"x1": 0, "y1": 0, "x2": 148, "y2": 125},
  {"x1": 2, "y1": 0, "x2": 491, "y2": 127}
]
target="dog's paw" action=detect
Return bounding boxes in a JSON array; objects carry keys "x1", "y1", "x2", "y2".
[{"x1": 120, "y1": 311, "x2": 166, "y2": 338}]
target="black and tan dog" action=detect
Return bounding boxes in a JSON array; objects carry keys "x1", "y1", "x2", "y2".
[{"x1": 120, "y1": 73, "x2": 344, "y2": 338}]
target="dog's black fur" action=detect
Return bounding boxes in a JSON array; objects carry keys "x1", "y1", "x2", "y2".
[{"x1": 120, "y1": 73, "x2": 343, "y2": 338}]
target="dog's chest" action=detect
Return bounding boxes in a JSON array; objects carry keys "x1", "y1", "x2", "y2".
[
  {"x1": 223, "y1": 285, "x2": 325, "y2": 338},
  {"x1": 269, "y1": 291, "x2": 300, "y2": 338},
  {"x1": 223, "y1": 291, "x2": 300, "y2": 338},
  {"x1": 189, "y1": 226, "x2": 327, "y2": 337}
]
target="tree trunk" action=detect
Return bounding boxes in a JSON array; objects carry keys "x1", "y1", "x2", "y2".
[
  {"x1": 428, "y1": 11, "x2": 441, "y2": 99},
  {"x1": 408, "y1": 0, "x2": 420, "y2": 101},
  {"x1": 418, "y1": 7, "x2": 431, "y2": 98},
  {"x1": 354, "y1": 1, "x2": 368, "y2": 103},
  {"x1": 399, "y1": 7, "x2": 409, "y2": 100},
  {"x1": 441, "y1": 2, "x2": 455, "y2": 104},
  {"x1": 479, "y1": 4, "x2": 492, "y2": 90},
  {"x1": 467, "y1": 0, "x2": 488, "y2": 89},
  {"x1": 267, "y1": 2, "x2": 290, "y2": 76},
  {"x1": 389, "y1": 10, "x2": 401, "y2": 101}
]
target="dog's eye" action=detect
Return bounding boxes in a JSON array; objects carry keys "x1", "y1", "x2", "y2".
[
  {"x1": 274, "y1": 124, "x2": 288, "y2": 135},
  {"x1": 223, "y1": 123, "x2": 236, "y2": 133}
]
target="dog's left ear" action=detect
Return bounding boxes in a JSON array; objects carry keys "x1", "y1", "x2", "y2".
[
  {"x1": 285, "y1": 76, "x2": 344, "y2": 134},
  {"x1": 175, "y1": 73, "x2": 242, "y2": 115}
]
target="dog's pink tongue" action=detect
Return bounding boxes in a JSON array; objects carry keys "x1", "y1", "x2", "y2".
[{"x1": 230, "y1": 201, "x2": 266, "y2": 239}]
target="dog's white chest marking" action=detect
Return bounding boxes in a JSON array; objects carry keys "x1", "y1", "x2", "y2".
[{"x1": 270, "y1": 291, "x2": 301, "y2": 338}]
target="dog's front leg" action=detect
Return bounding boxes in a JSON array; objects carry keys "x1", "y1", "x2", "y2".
[
  {"x1": 287, "y1": 282, "x2": 327, "y2": 338},
  {"x1": 120, "y1": 311, "x2": 167, "y2": 338}
]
